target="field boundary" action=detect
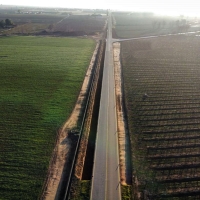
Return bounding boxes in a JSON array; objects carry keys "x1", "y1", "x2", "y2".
[{"x1": 40, "y1": 40, "x2": 99, "y2": 200}]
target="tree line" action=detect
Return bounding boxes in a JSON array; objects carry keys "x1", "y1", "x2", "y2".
[{"x1": 0, "y1": 19, "x2": 14, "y2": 28}]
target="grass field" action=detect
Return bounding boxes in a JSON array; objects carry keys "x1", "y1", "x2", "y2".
[
  {"x1": 0, "y1": 36, "x2": 95, "y2": 199},
  {"x1": 121, "y1": 35, "x2": 200, "y2": 199}
]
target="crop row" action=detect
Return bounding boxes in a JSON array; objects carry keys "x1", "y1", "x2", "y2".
[
  {"x1": 0, "y1": 36, "x2": 95, "y2": 200},
  {"x1": 121, "y1": 35, "x2": 200, "y2": 198}
]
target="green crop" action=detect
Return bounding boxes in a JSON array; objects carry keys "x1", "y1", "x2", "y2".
[{"x1": 0, "y1": 36, "x2": 95, "y2": 199}]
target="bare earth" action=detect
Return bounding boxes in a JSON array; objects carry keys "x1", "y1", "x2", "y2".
[
  {"x1": 113, "y1": 42, "x2": 132, "y2": 185},
  {"x1": 42, "y1": 42, "x2": 99, "y2": 200}
]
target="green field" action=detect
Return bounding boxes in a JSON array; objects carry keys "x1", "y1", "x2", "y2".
[{"x1": 0, "y1": 36, "x2": 95, "y2": 199}]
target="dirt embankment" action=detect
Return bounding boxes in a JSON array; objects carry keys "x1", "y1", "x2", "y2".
[
  {"x1": 113, "y1": 42, "x2": 132, "y2": 185},
  {"x1": 42, "y1": 41, "x2": 130, "y2": 199},
  {"x1": 41, "y1": 42, "x2": 100, "y2": 200},
  {"x1": 74, "y1": 40, "x2": 105, "y2": 180}
]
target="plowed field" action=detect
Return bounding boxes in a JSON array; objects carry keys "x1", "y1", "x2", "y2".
[{"x1": 121, "y1": 35, "x2": 200, "y2": 199}]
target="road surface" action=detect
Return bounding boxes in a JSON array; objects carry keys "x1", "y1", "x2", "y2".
[
  {"x1": 112, "y1": 30, "x2": 200, "y2": 43},
  {"x1": 90, "y1": 12, "x2": 121, "y2": 200}
]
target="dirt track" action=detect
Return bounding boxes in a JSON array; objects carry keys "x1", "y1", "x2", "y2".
[{"x1": 113, "y1": 42, "x2": 132, "y2": 185}]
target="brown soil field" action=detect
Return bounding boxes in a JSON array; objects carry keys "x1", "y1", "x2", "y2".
[
  {"x1": 0, "y1": 14, "x2": 106, "y2": 37},
  {"x1": 52, "y1": 15, "x2": 106, "y2": 36}
]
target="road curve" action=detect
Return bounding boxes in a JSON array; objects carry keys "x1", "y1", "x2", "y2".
[{"x1": 90, "y1": 12, "x2": 121, "y2": 200}]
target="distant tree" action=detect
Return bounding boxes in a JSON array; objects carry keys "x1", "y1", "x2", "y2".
[
  {"x1": 0, "y1": 20, "x2": 5, "y2": 28},
  {"x1": 5, "y1": 18, "x2": 13, "y2": 26},
  {"x1": 48, "y1": 24, "x2": 54, "y2": 31}
]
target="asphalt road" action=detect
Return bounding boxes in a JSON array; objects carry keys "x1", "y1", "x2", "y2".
[
  {"x1": 112, "y1": 30, "x2": 200, "y2": 43},
  {"x1": 90, "y1": 12, "x2": 121, "y2": 200}
]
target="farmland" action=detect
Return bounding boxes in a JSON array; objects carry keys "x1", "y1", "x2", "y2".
[
  {"x1": 0, "y1": 36, "x2": 95, "y2": 199},
  {"x1": 53, "y1": 14, "x2": 106, "y2": 36},
  {"x1": 0, "y1": 13, "x2": 64, "y2": 34},
  {"x1": 121, "y1": 35, "x2": 200, "y2": 199},
  {"x1": 113, "y1": 12, "x2": 200, "y2": 38},
  {"x1": 0, "y1": 9, "x2": 106, "y2": 36}
]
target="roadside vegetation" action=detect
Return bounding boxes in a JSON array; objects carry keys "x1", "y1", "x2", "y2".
[
  {"x1": 121, "y1": 35, "x2": 200, "y2": 199},
  {"x1": 121, "y1": 185, "x2": 133, "y2": 200},
  {"x1": 70, "y1": 178, "x2": 91, "y2": 200},
  {"x1": 0, "y1": 36, "x2": 95, "y2": 199}
]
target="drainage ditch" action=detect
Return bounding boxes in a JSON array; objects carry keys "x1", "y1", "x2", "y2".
[{"x1": 81, "y1": 41, "x2": 105, "y2": 180}]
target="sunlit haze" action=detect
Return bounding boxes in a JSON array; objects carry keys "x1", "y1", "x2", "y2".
[{"x1": 1, "y1": 0, "x2": 200, "y2": 16}]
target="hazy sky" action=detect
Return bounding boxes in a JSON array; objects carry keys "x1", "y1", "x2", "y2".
[{"x1": 1, "y1": 0, "x2": 200, "y2": 16}]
